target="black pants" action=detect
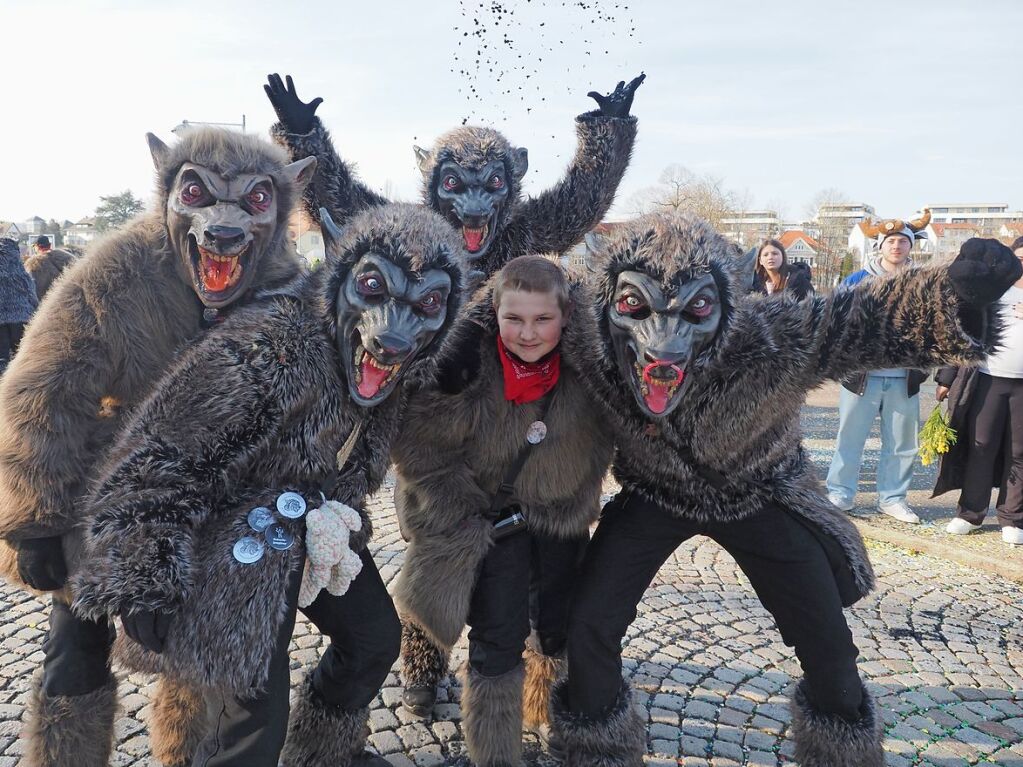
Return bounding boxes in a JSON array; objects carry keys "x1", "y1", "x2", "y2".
[
  {"x1": 0, "y1": 322, "x2": 25, "y2": 372},
  {"x1": 467, "y1": 530, "x2": 586, "y2": 677},
  {"x1": 41, "y1": 596, "x2": 115, "y2": 699},
  {"x1": 565, "y1": 493, "x2": 862, "y2": 721},
  {"x1": 196, "y1": 547, "x2": 400, "y2": 766},
  {"x1": 957, "y1": 372, "x2": 1023, "y2": 528}
]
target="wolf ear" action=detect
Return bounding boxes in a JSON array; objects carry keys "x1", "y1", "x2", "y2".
[
  {"x1": 736, "y1": 245, "x2": 758, "y2": 290},
  {"x1": 146, "y1": 133, "x2": 171, "y2": 170},
  {"x1": 280, "y1": 156, "x2": 317, "y2": 193},
  {"x1": 319, "y1": 207, "x2": 344, "y2": 247},
  {"x1": 413, "y1": 145, "x2": 433, "y2": 177},
  {"x1": 581, "y1": 230, "x2": 610, "y2": 273},
  {"x1": 509, "y1": 147, "x2": 529, "y2": 181}
]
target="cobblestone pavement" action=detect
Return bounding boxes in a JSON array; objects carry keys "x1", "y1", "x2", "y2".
[{"x1": 0, "y1": 389, "x2": 1021, "y2": 766}]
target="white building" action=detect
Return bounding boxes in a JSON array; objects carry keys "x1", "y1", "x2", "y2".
[
  {"x1": 777, "y1": 231, "x2": 820, "y2": 267},
  {"x1": 719, "y1": 210, "x2": 781, "y2": 247},
  {"x1": 64, "y1": 218, "x2": 99, "y2": 247},
  {"x1": 923, "y1": 203, "x2": 1023, "y2": 233},
  {"x1": 922, "y1": 222, "x2": 982, "y2": 262}
]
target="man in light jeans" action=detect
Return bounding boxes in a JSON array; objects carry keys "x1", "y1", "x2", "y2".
[{"x1": 826, "y1": 210, "x2": 931, "y2": 523}]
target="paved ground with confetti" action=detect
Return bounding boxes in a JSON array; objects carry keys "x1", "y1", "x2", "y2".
[{"x1": 0, "y1": 382, "x2": 1020, "y2": 766}]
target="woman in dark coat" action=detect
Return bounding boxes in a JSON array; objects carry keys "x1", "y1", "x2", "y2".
[
  {"x1": 0, "y1": 236, "x2": 38, "y2": 372},
  {"x1": 751, "y1": 238, "x2": 814, "y2": 299},
  {"x1": 935, "y1": 235, "x2": 1023, "y2": 545}
]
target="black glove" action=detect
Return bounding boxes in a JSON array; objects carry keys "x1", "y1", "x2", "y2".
[
  {"x1": 16, "y1": 536, "x2": 68, "y2": 591},
  {"x1": 120, "y1": 607, "x2": 173, "y2": 654},
  {"x1": 948, "y1": 238, "x2": 1023, "y2": 307},
  {"x1": 264, "y1": 73, "x2": 323, "y2": 135},
  {"x1": 587, "y1": 73, "x2": 645, "y2": 118},
  {"x1": 436, "y1": 320, "x2": 485, "y2": 395}
]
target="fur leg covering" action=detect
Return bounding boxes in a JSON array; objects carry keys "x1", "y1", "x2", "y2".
[
  {"x1": 789, "y1": 679, "x2": 884, "y2": 767},
  {"x1": 400, "y1": 619, "x2": 449, "y2": 688},
  {"x1": 550, "y1": 679, "x2": 645, "y2": 767},
  {"x1": 459, "y1": 663, "x2": 525, "y2": 767},
  {"x1": 280, "y1": 674, "x2": 370, "y2": 767},
  {"x1": 522, "y1": 641, "x2": 564, "y2": 730},
  {"x1": 148, "y1": 676, "x2": 211, "y2": 766},
  {"x1": 23, "y1": 669, "x2": 118, "y2": 767}
]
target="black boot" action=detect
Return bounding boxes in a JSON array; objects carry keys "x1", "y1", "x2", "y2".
[{"x1": 399, "y1": 620, "x2": 448, "y2": 718}]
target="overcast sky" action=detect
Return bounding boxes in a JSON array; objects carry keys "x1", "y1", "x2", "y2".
[{"x1": 4, "y1": 0, "x2": 1021, "y2": 224}]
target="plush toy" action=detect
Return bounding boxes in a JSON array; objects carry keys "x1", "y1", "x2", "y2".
[{"x1": 299, "y1": 500, "x2": 364, "y2": 607}]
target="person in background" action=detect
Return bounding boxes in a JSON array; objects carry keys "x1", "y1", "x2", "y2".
[
  {"x1": 25, "y1": 235, "x2": 78, "y2": 301},
  {"x1": 934, "y1": 235, "x2": 1023, "y2": 546},
  {"x1": 751, "y1": 238, "x2": 813, "y2": 299},
  {"x1": 825, "y1": 209, "x2": 931, "y2": 523},
  {"x1": 0, "y1": 235, "x2": 38, "y2": 372}
]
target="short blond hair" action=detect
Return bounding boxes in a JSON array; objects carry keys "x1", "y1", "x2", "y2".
[{"x1": 493, "y1": 255, "x2": 570, "y2": 312}]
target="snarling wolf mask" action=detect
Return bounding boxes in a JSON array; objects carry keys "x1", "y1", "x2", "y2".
[
  {"x1": 414, "y1": 127, "x2": 528, "y2": 261},
  {"x1": 320, "y1": 204, "x2": 463, "y2": 407},
  {"x1": 591, "y1": 212, "x2": 749, "y2": 419},
  {"x1": 149, "y1": 129, "x2": 315, "y2": 308}
]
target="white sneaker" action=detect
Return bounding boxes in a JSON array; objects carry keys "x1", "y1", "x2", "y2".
[
  {"x1": 827, "y1": 493, "x2": 853, "y2": 512},
  {"x1": 1002, "y1": 526, "x2": 1023, "y2": 545},
  {"x1": 946, "y1": 518, "x2": 982, "y2": 535},
  {"x1": 878, "y1": 500, "x2": 920, "y2": 524}
]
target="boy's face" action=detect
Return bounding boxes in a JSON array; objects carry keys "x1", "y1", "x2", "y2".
[{"x1": 496, "y1": 289, "x2": 565, "y2": 363}]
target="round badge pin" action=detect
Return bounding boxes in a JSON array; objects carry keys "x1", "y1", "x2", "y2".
[
  {"x1": 525, "y1": 420, "x2": 548, "y2": 445},
  {"x1": 233, "y1": 536, "x2": 265, "y2": 564},
  {"x1": 276, "y1": 491, "x2": 307, "y2": 519},
  {"x1": 265, "y1": 523, "x2": 295, "y2": 551},
  {"x1": 247, "y1": 506, "x2": 275, "y2": 532}
]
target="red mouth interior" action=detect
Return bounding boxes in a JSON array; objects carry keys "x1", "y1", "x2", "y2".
[
  {"x1": 357, "y1": 356, "x2": 392, "y2": 399},
  {"x1": 641, "y1": 362, "x2": 685, "y2": 414},
  {"x1": 463, "y1": 226, "x2": 485, "y2": 252},
  {"x1": 198, "y1": 248, "x2": 242, "y2": 293}
]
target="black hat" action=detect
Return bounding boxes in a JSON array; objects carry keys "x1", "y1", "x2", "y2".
[{"x1": 36, "y1": 235, "x2": 51, "y2": 248}]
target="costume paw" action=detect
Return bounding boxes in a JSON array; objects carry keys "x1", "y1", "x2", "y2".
[{"x1": 949, "y1": 238, "x2": 1023, "y2": 306}]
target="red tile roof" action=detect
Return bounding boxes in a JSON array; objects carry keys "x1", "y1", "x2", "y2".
[{"x1": 778, "y1": 230, "x2": 822, "y2": 251}]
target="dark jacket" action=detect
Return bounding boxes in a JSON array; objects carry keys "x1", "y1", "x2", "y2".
[
  {"x1": 0, "y1": 239, "x2": 38, "y2": 325},
  {"x1": 751, "y1": 261, "x2": 813, "y2": 301},
  {"x1": 391, "y1": 280, "x2": 615, "y2": 650},
  {"x1": 932, "y1": 365, "x2": 1004, "y2": 498}
]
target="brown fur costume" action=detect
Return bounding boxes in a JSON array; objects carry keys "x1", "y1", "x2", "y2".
[
  {"x1": 549, "y1": 212, "x2": 1011, "y2": 765},
  {"x1": 24, "y1": 247, "x2": 77, "y2": 301},
  {"x1": 23, "y1": 670, "x2": 118, "y2": 767},
  {"x1": 272, "y1": 108, "x2": 637, "y2": 276},
  {"x1": 0, "y1": 128, "x2": 312, "y2": 767}
]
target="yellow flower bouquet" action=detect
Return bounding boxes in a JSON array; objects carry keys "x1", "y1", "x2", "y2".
[{"x1": 918, "y1": 405, "x2": 957, "y2": 467}]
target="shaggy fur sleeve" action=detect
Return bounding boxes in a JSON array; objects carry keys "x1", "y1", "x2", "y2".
[
  {"x1": 71, "y1": 332, "x2": 283, "y2": 617},
  {"x1": 391, "y1": 385, "x2": 491, "y2": 539},
  {"x1": 270, "y1": 117, "x2": 388, "y2": 227},
  {"x1": 804, "y1": 265, "x2": 1000, "y2": 383},
  {"x1": 515, "y1": 114, "x2": 637, "y2": 255},
  {"x1": 0, "y1": 284, "x2": 117, "y2": 541}
]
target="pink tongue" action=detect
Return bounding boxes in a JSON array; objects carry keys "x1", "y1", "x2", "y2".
[
  {"x1": 463, "y1": 228, "x2": 484, "y2": 252},
  {"x1": 202, "y1": 256, "x2": 234, "y2": 292},
  {"x1": 644, "y1": 382, "x2": 672, "y2": 414},
  {"x1": 357, "y1": 358, "x2": 391, "y2": 399}
]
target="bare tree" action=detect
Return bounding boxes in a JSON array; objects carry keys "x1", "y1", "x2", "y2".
[
  {"x1": 627, "y1": 165, "x2": 737, "y2": 229},
  {"x1": 805, "y1": 188, "x2": 853, "y2": 291}
]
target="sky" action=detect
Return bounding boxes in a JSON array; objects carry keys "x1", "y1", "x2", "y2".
[{"x1": 3, "y1": 0, "x2": 1021, "y2": 225}]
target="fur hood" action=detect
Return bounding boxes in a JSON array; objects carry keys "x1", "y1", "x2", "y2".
[
  {"x1": 391, "y1": 277, "x2": 615, "y2": 649},
  {"x1": 0, "y1": 238, "x2": 38, "y2": 324},
  {"x1": 580, "y1": 212, "x2": 1004, "y2": 599}
]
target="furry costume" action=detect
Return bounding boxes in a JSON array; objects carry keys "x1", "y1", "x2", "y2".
[
  {"x1": 391, "y1": 278, "x2": 613, "y2": 761},
  {"x1": 266, "y1": 72, "x2": 639, "y2": 276},
  {"x1": 24, "y1": 247, "x2": 77, "y2": 301},
  {"x1": 549, "y1": 213, "x2": 1020, "y2": 766},
  {"x1": 0, "y1": 128, "x2": 313, "y2": 767},
  {"x1": 73, "y1": 203, "x2": 464, "y2": 766},
  {"x1": 0, "y1": 236, "x2": 38, "y2": 324}
]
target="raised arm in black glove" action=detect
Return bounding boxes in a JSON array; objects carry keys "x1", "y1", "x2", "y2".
[
  {"x1": 949, "y1": 237, "x2": 1023, "y2": 306},
  {"x1": 587, "y1": 72, "x2": 646, "y2": 118},
  {"x1": 16, "y1": 536, "x2": 68, "y2": 591},
  {"x1": 264, "y1": 73, "x2": 323, "y2": 135},
  {"x1": 119, "y1": 607, "x2": 173, "y2": 654}
]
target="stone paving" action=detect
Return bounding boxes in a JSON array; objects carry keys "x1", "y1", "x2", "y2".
[{"x1": 0, "y1": 385, "x2": 1021, "y2": 766}]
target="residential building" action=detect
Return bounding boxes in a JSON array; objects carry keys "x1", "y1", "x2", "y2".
[
  {"x1": 999, "y1": 222, "x2": 1023, "y2": 243},
  {"x1": 0, "y1": 222, "x2": 22, "y2": 240},
  {"x1": 719, "y1": 210, "x2": 781, "y2": 247},
  {"x1": 22, "y1": 216, "x2": 46, "y2": 235},
  {"x1": 923, "y1": 203, "x2": 1023, "y2": 235},
  {"x1": 777, "y1": 230, "x2": 820, "y2": 267},
  {"x1": 922, "y1": 222, "x2": 982, "y2": 262},
  {"x1": 63, "y1": 217, "x2": 99, "y2": 247}
]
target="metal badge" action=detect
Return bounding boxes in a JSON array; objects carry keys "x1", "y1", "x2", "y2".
[
  {"x1": 233, "y1": 536, "x2": 265, "y2": 564},
  {"x1": 276, "y1": 492, "x2": 307, "y2": 519},
  {"x1": 247, "y1": 506, "x2": 275, "y2": 532},
  {"x1": 265, "y1": 523, "x2": 295, "y2": 551},
  {"x1": 202, "y1": 307, "x2": 219, "y2": 323},
  {"x1": 526, "y1": 420, "x2": 548, "y2": 445}
]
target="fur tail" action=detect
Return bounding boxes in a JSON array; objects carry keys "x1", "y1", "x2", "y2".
[
  {"x1": 400, "y1": 618, "x2": 449, "y2": 688},
  {"x1": 280, "y1": 673, "x2": 369, "y2": 767},
  {"x1": 23, "y1": 670, "x2": 118, "y2": 767},
  {"x1": 789, "y1": 679, "x2": 884, "y2": 767},
  {"x1": 148, "y1": 676, "x2": 211, "y2": 766},
  {"x1": 550, "y1": 679, "x2": 645, "y2": 767},
  {"x1": 522, "y1": 641, "x2": 564, "y2": 730},
  {"x1": 459, "y1": 663, "x2": 525, "y2": 767}
]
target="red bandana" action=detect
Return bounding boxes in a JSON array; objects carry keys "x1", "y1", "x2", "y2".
[{"x1": 497, "y1": 335, "x2": 561, "y2": 404}]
